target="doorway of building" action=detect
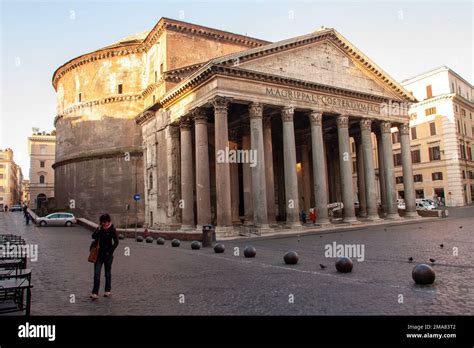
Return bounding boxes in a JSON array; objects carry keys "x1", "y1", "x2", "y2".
[{"x1": 434, "y1": 188, "x2": 445, "y2": 206}]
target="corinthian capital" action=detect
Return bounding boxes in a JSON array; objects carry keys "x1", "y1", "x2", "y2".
[
  {"x1": 249, "y1": 102, "x2": 263, "y2": 119},
  {"x1": 179, "y1": 116, "x2": 192, "y2": 129},
  {"x1": 360, "y1": 118, "x2": 372, "y2": 131},
  {"x1": 336, "y1": 114, "x2": 349, "y2": 128},
  {"x1": 212, "y1": 96, "x2": 231, "y2": 113},
  {"x1": 309, "y1": 110, "x2": 323, "y2": 126},
  {"x1": 380, "y1": 121, "x2": 392, "y2": 134},
  {"x1": 191, "y1": 108, "x2": 208, "y2": 124},
  {"x1": 399, "y1": 123, "x2": 410, "y2": 135},
  {"x1": 281, "y1": 106, "x2": 294, "y2": 122}
]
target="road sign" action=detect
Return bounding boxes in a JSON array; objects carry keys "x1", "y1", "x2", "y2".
[{"x1": 133, "y1": 193, "x2": 141, "y2": 201}]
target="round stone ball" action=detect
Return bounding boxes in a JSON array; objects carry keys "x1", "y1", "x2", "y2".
[
  {"x1": 156, "y1": 237, "x2": 165, "y2": 245},
  {"x1": 284, "y1": 251, "x2": 299, "y2": 265},
  {"x1": 214, "y1": 243, "x2": 225, "y2": 254},
  {"x1": 171, "y1": 239, "x2": 181, "y2": 247},
  {"x1": 335, "y1": 257, "x2": 353, "y2": 273},
  {"x1": 191, "y1": 241, "x2": 201, "y2": 250},
  {"x1": 118, "y1": 234, "x2": 124, "y2": 240},
  {"x1": 136, "y1": 236, "x2": 144, "y2": 242},
  {"x1": 412, "y1": 264, "x2": 436, "y2": 285},
  {"x1": 145, "y1": 236, "x2": 154, "y2": 243},
  {"x1": 244, "y1": 246, "x2": 257, "y2": 258}
]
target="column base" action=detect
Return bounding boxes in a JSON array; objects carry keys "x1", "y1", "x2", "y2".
[
  {"x1": 365, "y1": 214, "x2": 381, "y2": 221},
  {"x1": 404, "y1": 211, "x2": 420, "y2": 219},
  {"x1": 180, "y1": 225, "x2": 196, "y2": 232},
  {"x1": 286, "y1": 221, "x2": 302, "y2": 228},
  {"x1": 316, "y1": 218, "x2": 331, "y2": 226},
  {"x1": 343, "y1": 216, "x2": 359, "y2": 223},
  {"x1": 215, "y1": 226, "x2": 237, "y2": 238},
  {"x1": 385, "y1": 213, "x2": 401, "y2": 220}
]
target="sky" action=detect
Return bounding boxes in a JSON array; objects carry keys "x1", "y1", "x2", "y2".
[{"x1": 0, "y1": 0, "x2": 472, "y2": 179}]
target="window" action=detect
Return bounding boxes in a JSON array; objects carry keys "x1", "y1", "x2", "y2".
[
  {"x1": 392, "y1": 131, "x2": 400, "y2": 144},
  {"x1": 460, "y1": 144, "x2": 466, "y2": 160},
  {"x1": 457, "y1": 121, "x2": 461, "y2": 133},
  {"x1": 40, "y1": 161, "x2": 45, "y2": 168},
  {"x1": 429, "y1": 122, "x2": 436, "y2": 136},
  {"x1": 118, "y1": 84, "x2": 123, "y2": 94},
  {"x1": 462, "y1": 170, "x2": 466, "y2": 179},
  {"x1": 393, "y1": 153, "x2": 402, "y2": 166},
  {"x1": 432, "y1": 172, "x2": 443, "y2": 181},
  {"x1": 415, "y1": 189, "x2": 425, "y2": 198},
  {"x1": 426, "y1": 85, "x2": 432, "y2": 98},
  {"x1": 429, "y1": 146, "x2": 441, "y2": 161},
  {"x1": 40, "y1": 146, "x2": 46, "y2": 155},
  {"x1": 455, "y1": 105, "x2": 458, "y2": 112},
  {"x1": 470, "y1": 171, "x2": 474, "y2": 179},
  {"x1": 78, "y1": 92, "x2": 82, "y2": 103},
  {"x1": 39, "y1": 175, "x2": 45, "y2": 184},
  {"x1": 396, "y1": 176, "x2": 404, "y2": 184},
  {"x1": 461, "y1": 109, "x2": 466, "y2": 117},
  {"x1": 452, "y1": 82, "x2": 455, "y2": 93},
  {"x1": 468, "y1": 146, "x2": 473, "y2": 161},
  {"x1": 464, "y1": 124, "x2": 467, "y2": 135},
  {"x1": 148, "y1": 172, "x2": 153, "y2": 190},
  {"x1": 411, "y1": 149, "x2": 421, "y2": 163},
  {"x1": 458, "y1": 86, "x2": 461, "y2": 94},
  {"x1": 411, "y1": 127, "x2": 417, "y2": 140},
  {"x1": 425, "y1": 107, "x2": 436, "y2": 116},
  {"x1": 414, "y1": 174, "x2": 423, "y2": 182}
]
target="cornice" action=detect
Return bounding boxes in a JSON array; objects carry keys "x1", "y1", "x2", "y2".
[
  {"x1": 52, "y1": 147, "x2": 143, "y2": 169},
  {"x1": 158, "y1": 64, "x2": 392, "y2": 109},
  {"x1": 52, "y1": 18, "x2": 268, "y2": 90}
]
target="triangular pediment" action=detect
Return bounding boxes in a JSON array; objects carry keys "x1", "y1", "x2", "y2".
[{"x1": 238, "y1": 39, "x2": 400, "y2": 99}]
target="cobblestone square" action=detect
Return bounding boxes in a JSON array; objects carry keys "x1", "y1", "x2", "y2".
[{"x1": 1, "y1": 208, "x2": 473, "y2": 315}]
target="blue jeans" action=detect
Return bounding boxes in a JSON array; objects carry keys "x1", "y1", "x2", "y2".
[{"x1": 92, "y1": 254, "x2": 113, "y2": 294}]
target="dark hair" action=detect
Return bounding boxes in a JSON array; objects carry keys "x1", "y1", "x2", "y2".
[{"x1": 99, "y1": 214, "x2": 111, "y2": 224}]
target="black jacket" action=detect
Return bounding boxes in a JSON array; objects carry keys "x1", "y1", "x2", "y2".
[{"x1": 92, "y1": 225, "x2": 119, "y2": 256}]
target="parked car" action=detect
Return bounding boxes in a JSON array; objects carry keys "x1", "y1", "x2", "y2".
[
  {"x1": 415, "y1": 201, "x2": 436, "y2": 211},
  {"x1": 9, "y1": 205, "x2": 23, "y2": 212},
  {"x1": 36, "y1": 212, "x2": 76, "y2": 227}
]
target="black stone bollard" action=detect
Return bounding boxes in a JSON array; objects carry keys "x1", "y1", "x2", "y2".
[
  {"x1": 191, "y1": 241, "x2": 201, "y2": 250},
  {"x1": 214, "y1": 243, "x2": 225, "y2": 253},
  {"x1": 412, "y1": 264, "x2": 436, "y2": 285},
  {"x1": 244, "y1": 246, "x2": 256, "y2": 258},
  {"x1": 284, "y1": 251, "x2": 299, "y2": 265},
  {"x1": 171, "y1": 239, "x2": 181, "y2": 247},
  {"x1": 136, "y1": 236, "x2": 144, "y2": 242},
  {"x1": 145, "y1": 236, "x2": 154, "y2": 243},
  {"x1": 156, "y1": 237, "x2": 165, "y2": 245},
  {"x1": 118, "y1": 234, "x2": 124, "y2": 240},
  {"x1": 335, "y1": 257, "x2": 353, "y2": 273}
]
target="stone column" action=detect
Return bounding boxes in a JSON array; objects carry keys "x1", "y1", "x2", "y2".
[
  {"x1": 263, "y1": 116, "x2": 277, "y2": 225},
  {"x1": 337, "y1": 114, "x2": 357, "y2": 223},
  {"x1": 376, "y1": 131, "x2": 387, "y2": 215},
  {"x1": 193, "y1": 108, "x2": 211, "y2": 228},
  {"x1": 212, "y1": 96, "x2": 232, "y2": 228},
  {"x1": 301, "y1": 142, "x2": 312, "y2": 213},
  {"x1": 241, "y1": 130, "x2": 253, "y2": 224},
  {"x1": 249, "y1": 103, "x2": 269, "y2": 228},
  {"x1": 309, "y1": 111, "x2": 330, "y2": 224},
  {"x1": 229, "y1": 133, "x2": 240, "y2": 224},
  {"x1": 380, "y1": 121, "x2": 399, "y2": 219},
  {"x1": 281, "y1": 106, "x2": 301, "y2": 227},
  {"x1": 399, "y1": 123, "x2": 417, "y2": 218},
  {"x1": 360, "y1": 119, "x2": 380, "y2": 220},
  {"x1": 180, "y1": 116, "x2": 194, "y2": 229},
  {"x1": 354, "y1": 136, "x2": 367, "y2": 217}
]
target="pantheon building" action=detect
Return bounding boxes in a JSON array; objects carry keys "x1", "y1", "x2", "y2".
[{"x1": 53, "y1": 18, "x2": 418, "y2": 236}]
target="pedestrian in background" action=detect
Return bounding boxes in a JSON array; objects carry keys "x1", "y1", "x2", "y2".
[{"x1": 90, "y1": 213, "x2": 119, "y2": 300}]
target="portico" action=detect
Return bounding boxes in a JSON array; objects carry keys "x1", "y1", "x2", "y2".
[{"x1": 137, "y1": 27, "x2": 417, "y2": 237}]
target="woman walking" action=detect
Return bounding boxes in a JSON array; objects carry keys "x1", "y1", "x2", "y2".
[{"x1": 90, "y1": 214, "x2": 119, "y2": 300}]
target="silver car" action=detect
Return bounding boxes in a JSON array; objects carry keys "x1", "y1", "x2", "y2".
[{"x1": 37, "y1": 212, "x2": 77, "y2": 227}]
